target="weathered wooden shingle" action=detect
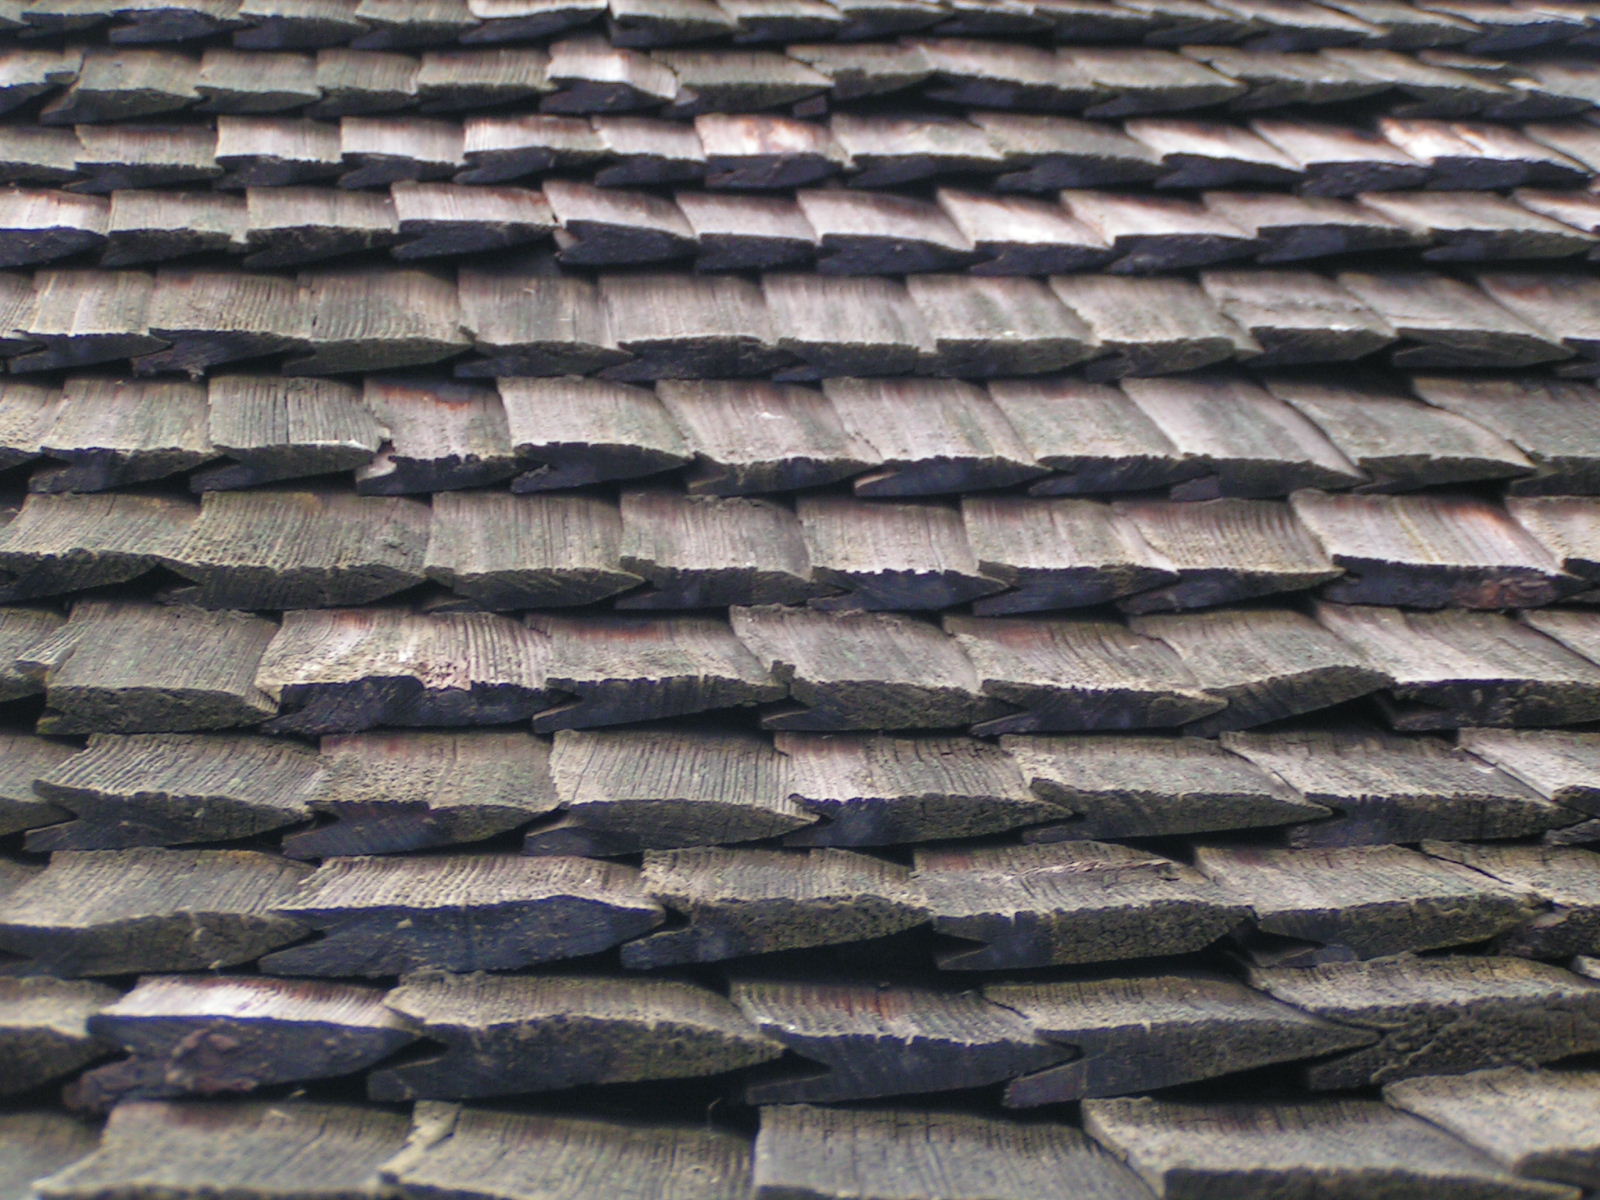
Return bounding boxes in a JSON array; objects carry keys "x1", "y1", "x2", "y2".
[
  {"x1": 988, "y1": 972, "x2": 1371, "y2": 1106},
  {"x1": 31, "y1": 732, "x2": 320, "y2": 851},
  {"x1": 537, "y1": 726, "x2": 807, "y2": 855},
  {"x1": 75, "y1": 975, "x2": 413, "y2": 1109},
  {"x1": 619, "y1": 488, "x2": 823, "y2": 608},
  {"x1": 915, "y1": 840, "x2": 1245, "y2": 969},
  {"x1": 1084, "y1": 1096, "x2": 1572, "y2": 1200},
  {"x1": 17, "y1": 270, "x2": 165, "y2": 374},
  {"x1": 289, "y1": 266, "x2": 464, "y2": 374},
  {"x1": 0, "y1": 976, "x2": 115, "y2": 1097},
  {"x1": 499, "y1": 375, "x2": 689, "y2": 489},
  {"x1": 0, "y1": 730, "x2": 77, "y2": 836},
  {"x1": 798, "y1": 495, "x2": 1002, "y2": 610},
  {"x1": 732, "y1": 977, "x2": 1068, "y2": 1103},
  {"x1": 1425, "y1": 841, "x2": 1600, "y2": 958},
  {"x1": 34, "y1": 1101, "x2": 410, "y2": 1200},
  {"x1": 754, "y1": 1106, "x2": 1156, "y2": 1200},
  {"x1": 1048, "y1": 275, "x2": 1252, "y2": 379},
  {"x1": 732, "y1": 604, "x2": 996, "y2": 730},
  {"x1": 260, "y1": 853, "x2": 662, "y2": 975},
  {"x1": 1061, "y1": 189, "x2": 1261, "y2": 273},
  {"x1": 1338, "y1": 269, "x2": 1569, "y2": 367},
  {"x1": 370, "y1": 972, "x2": 779, "y2": 1100},
  {"x1": 284, "y1": 729, "x2": 558, "y2": 858},
  {"x1": 1222, "y1": 728, "x2": 1575, "y2": 844},
  {"x1": 1250, "y1": 955, "x2": 1600, "y2": 1090},
  {"x1": 25, "y1": 601, "x2": 278, "y2": 734},
  {"x1": 762, "y1": 273, "x2": 932, "y2": 377},
  {"x1": 0, "y1": 491, "x2": 194, "y2": 602},
  {"x1": 0, "y1": 847, "x2": 309, "y2": 975},
  {"x1": 601, "y1": 272, "x2": 785, "y2": 379},
  {"x1": 1001, "y1": 733, "x2": 1326, "y2": 839},
  {"x1": 1411, "y1": 376, "x2": 1600, "y2": 495},
  {"x1": 1198, "y1": 269, "x2": 1396, "y2": 365},
  {"x1": 357, "y1": 376, "x2": 514, "y2": 492},
  {"x1": 198, "y1": 374, "x2": 382, "y2": 490},
  {"x1": 623, "y1": 846, "x2": 926, "y2": 966},
  {"x1": 214, "y1": 116, "x2": 343, "y2": 187}
]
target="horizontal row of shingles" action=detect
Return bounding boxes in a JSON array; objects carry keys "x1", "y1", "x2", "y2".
[
  {"x1": 3, "y1": 714, "x2": 1598, "y2": 852},
  {"x1": 7, "y1": 0, "x2": 1600, "y2": 53},
  {"x1": 4, "y1": 850, "x2": 1600, "y2": 1103},
  {"x1": 3, "y1": 831, "x2": 1598, "y2": 982},
  {"x1": 13, "y1": 1079, "x2": 1600, "y2": 1200},
  {"x1": 11, "y1": 372, "x2": 1600, "y2": 502},
  {"x1": 11, "y1": 40, "x2": 1600, "y2": 128},
  {"x1": 14, "y1": 113, "x2": 1600, "y2": 199},
  {"x1": 11, "y1": 482, "x2": 1600, "y2": 615},
  {"x1": 0, "y1": 714, "x2": 1570, "y2": 846},
  {"x1": 7, "y1": 177, "x2": 1600, "y2": 277},
  {"x1": 0, "y1": 265, "x2": 1592, "y2": 379},
  {"x1": 9, "y1": 596, "x2": 1600, "y2": 735}
]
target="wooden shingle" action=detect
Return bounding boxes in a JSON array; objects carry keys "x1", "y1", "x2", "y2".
[
  {"x1": 593, "y1": 115, "x2": 707, "y2": 185},
  {"x1": 197, "y1": 48, "x2": 319, "y2": 112},
  {"x1": 599, "y1": 272, "x2": 784, "y2": 379},
  {"x1": 289, "y1": 266, "x2": 463, "y2": 374},
  {"x1": 102, "y1": 190, "x2": 245, "y2": 267},
  {"x1": 780, "y1": 732, "x2": 1061, "y2": 846},
  {"x1": 796, "y1": 495, "x2": 998, "y2": 610},
  {"x1": 1001, "y1": 733, "x2": 1326, "y2": 839},
  {"x1": 1084, "y1": 1096, "x2": 1572, "y2": 1200},
  {"x1": 36, "y1": 1102, "x2": 408, "y2": 1200},
  {"x1": 618, "y1": 488, "x2": 823, "y2": 608},
  {"x1": 284, "y1": 729, "x2": 558, "y2": 858},
  {"x1": 1250, "y1": 955, "x2": 1600, "y2": 1091},
  {"x1": 1061, "y1": 190, "x2": 1261, "y2": 274},
  {"x1": 1112, "y1": 498, "x2": 1339, "y2": 612},
  {"x1": 1204, "y1": 190, "x2": 1420, "y2": 262},
  {"x1": 499, "y1": 375, "x2": 690, "y2": 489},
  {"x1": 309, "y1": 48, "x2": 417, "y2": 116},
  {"x1": 1251, "y1": 116, "x2": 1431, "y2": 194},
  {"x1": 1411, "y1": 376, "x2": 1600, "y2": 495},
  {"x1": 1225, "y1": 727, "x2": 1580, "y2": 845},
  {"x1": 415, "y1": 46, "x2": 551, "y2": 110},
  {"x1": 1457, "y1": 729, "x2": 1600, "y2": 825},
  {"x1": 1426, "y1": 841, "x2": 1600, "y2": 958},
  {"x1": 41, "y1": 49, "x2": 199, "y2": 124},
  {"x1": 694, "y1": 113, "x2": 837, "y2": 189},
  {"x1": 71, "y1": 125, "x2": 219, "y2": 192},
  {"x1": 198, "y1": 374, "x2": 383, "y2": 490},
  {"x1": 546, "y1": 178, "x2": 695, "y2": 265},
  {"x1": 1048, "y1": 275, "x2": 1252, "y2": 379},
  {"x1": 17, "y1": 270, "x2": 164, "y2": 374},
  {"x1": 258, "y1": 608, "x2": 552, "y2": 733},
  {"x1": 233, "y1": 0, "x2": 367, "y2": 52},
  {"x1": 1064, "y1": 47, "x2": 1247, "y2": 117},
  {"x1": 260, "y1": 853, "x2": 661, "y2": 975},
  {"x1": 1475, "y1": 271, "x2": 1600, "y2": 371},
  {"x1": 1314, "y1": 603, "x2": 1600, "y2": 729},
  {"x1": 0, "y1": 730, "x2": 77, "y2": 836},
  {"x1": 754, "y1": 1107, "x2": 1156, "y2": 1200},
  {"x1": 934, "y1": 191, "x2": 1111, "y2": 277},
  {"x1": 0, "y1": 848, "x2": 309, "y2": 975},
  {"x1": 1360, "y1": 190, "x2": 1595, "y2": 261},
  {"x1": 0, "y1": 189, "x2": 107, "y2": 268},
  {"x1": 0, "y1": 491, "x2": 194, "y2": 602},
  {"x1": 732, "y1": 604, "x2": 996, "y2": 731},
  {"x1": 829, "y1": 112, "x2": 1004, "y2": 187},
  {"x1": 1198, "y1": 270, "x2": 1396, "y2": 366},
  {"x1": 356, "y1": 376, "x2": 514, "y2": 492},
  {"x1": 25, "y1": 601, "x2": 278, "y2": 734},
  {"x1": 677, "y1": 192, "x2": 816, "y2": 270},
  {"x1": 1128, "y1": 116, "x2": 1302, "y2": 186},
  {"x1": 1196, "y1": 842, "x2": 1538, "y2": 961},
  {"x1": 457, "y1": 269, "x2": 626, "y2": 377},
  {"x1": 1131, "y1": 606, "x2": 1388, "y2": 733},
  {"x1": 370, "y1": 972, "x2": 779, "y2": 1100},
  {"x1": 0, "y1": 976, "x2": 115, "y2": 1097},
  {"x1": 31, "y1": 732, "x2": 319, "y2": 852},
  {"x1": 623, "y1": 846, "x2": 926, "y2": 966},
  {"x1": 137, "y1": 268, "x2": 306, "y2": 376},
  {"x1": 337, "y1": 116, "x2": 463, "y2": 187},
  {"x1": 763, "y1": 273, "x2": 932, "y2": 377},
  {"x1": 426, "y1": 490, "x2": 638, "y2": 609},
  {"x1": 732, "y1": 977, "x2": 1068, "y2": 1103},
  {"x1": 915, "y1": 840, "x2": 1245, "y2": 969},
  {"x1": 657, "y1": 378, "x2": 871, "y2": 495},
  {"x1": 1378, "y1": 117, "x2": 1589, "y2": 187},
  {"x1": 541, "y1": 34, "x2": 676, "y2": 111},
  {"x1": 975, "y1": 111, "x2": 1162, "y2": 191},
  {"x1": 214, "y1": 116, "x2": 342, "y2": 187},
  {"x1": 989, "y1": 972, "x2": 1370, "y2": 1106},
  {"x1": 458, "y1": 113, "x2": 606, "y2": 182},
  {"x1": 538, "y1": 726, "x2": 805, "y2": 855},
  {"x1": 656, "y1": 48, "x2": 830, "y2": 115}
]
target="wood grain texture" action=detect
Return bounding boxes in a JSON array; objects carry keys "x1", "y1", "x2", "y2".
[
  {"x1": 457, "y1": 270, "x2": 625, "y2": 377},
  {"x1": 1196, "y1": 842, "x2": 1538, "y2": 962},
  {"x1": 962, "y1": 496, "x2": 1177, "y2": 614},
  {"x1": 1456, "y1": 729, "x2": 1600, "y2": 817},
  {"x1": 1113, "y1": 498, "x2": 1338, "y2": 612},
  {"x1": 0, "y1": 491, "x2": 194, "y2": 603},
  {"x1": 357, "y1": 376, "x2": 515, "y2": 494},
  {"x1": 288, "y1": 266, "x2": 463, "y2": 375},
  {"x1": 499, "y1": 376, "x2": 689, "y2": 490},
  {"x1": 1411, "y1": 376, "x2": 1600, "y2": 495},
  {"x1": 26, "y1": 602, "x2": 278, "y2": 734},
  {"x1": 1385, "y1": 1067, "x2": 1600, "y2": 1192},
  {"x1": 1290, "y1": 490, "x2": 1578, "y2": 608},
  {"x1": 284, "y1": 729, "x2": 558, "y2": 858},
  {"x1": 1083, "y1": 1095, "x2": 1574, "y2": 1200},
  {"x1": 258, "y1": 608, "x2": 551, "y2": 733},
  {"x1": 1338, "y1": 270, "x2": 1568, "y2": 368},
  {"x1": 0, "y1": 976, "x2": 115, "y2": 1096},
  {"x1": 1221, "y1": 729, "x2": 1573, "y2": 845},
  {"x1": 537, "y1": 727, "x2": 808, "y2": 855},
  {"x1": 73, "y1": 974, "x2": 413, "y2": 1110},
  {"x1": 754, "y1": 1105, "x2": 1157, "y2": 1200},
  {"x1": 618, "y1": 488, "x2": 825, "y2": 608},
  {"x1": 623, "y1": 846, "x2": 926, "y2": 966},
  {"x1": 0, "y1": 730, "x2": 76, "y2": 836},
  {"x1": 386, "y1": 1107, "x2": 752, "y2": 1200},
  {"x1": 197, "y1": 374, "x2": 383, "y2": 490},
  {"x1": 1000, "y1": 734, "x2": 1328, "y2": 839},
  {"x1": 0, "y1": 847, "x2": 310, "y2": 975},
  {"x1": 1250, "y1": 955, "x2": 1600, "y2": 1090},
  {"x1": 35, "y1": 1100, "x2": 411, "y2": 1200},
  {"x1": 799, "y1": 496, "x2": 1003, "y2": 611},
  {"x1": 947, "y1": 614, "x2": 1223, "y2": 735},
  {"x1": 529, "y1": 613, "x2": 781, "y2": 731},
  {"x1": 1423, "y1": 841, "x2": 1600, "y2": 958},
  {"x1": 732, "y1": 977, "x2": 1069, "y2": 1103},
  {"x1": 30, "y1": 732, "x2": 320, "y2": 851},
  {"x1": 915, "y1": 841, "x2": 1245, "y2": 969},
  {"x1": 33, "y1": 376, "x2": 213, "y2": 492},
  {"x1": 426, "y1": 491, "x2": 640, "y2": 609},
  {"x1": 780, "y1": 732, "x2": 1062, "y2": 846},
  {"x1": 1313, "y1": 604, "x2": 1600, "y2": 729},
  {"x1": 370, "y1": 971, "x2": 779, "y2": 1100},
  {"x1": 1198, "y1": 268, "x2": 1395, "y2": 365},
  {"x1": 599, "y1": 273, "x2": 785, "y2": 380},
  {"x1": 732, "y1": 605, "x2": 997, "y2": 731},
  {"x1": 1048, "y1": 275, "x2": 1251, "y2": 379},
  {"x1": 657, "y1": 378, "x2": 870, "y2": 495},
  {"x1": 988, "y1": 972, "x2": 1371, "y2": 1106},
  {"x1": 762, "y1": 273, "x2": 932, "y2": 378},
  {"x1": 259, "y1": 853, "x2": 662, "y2": 976}
]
